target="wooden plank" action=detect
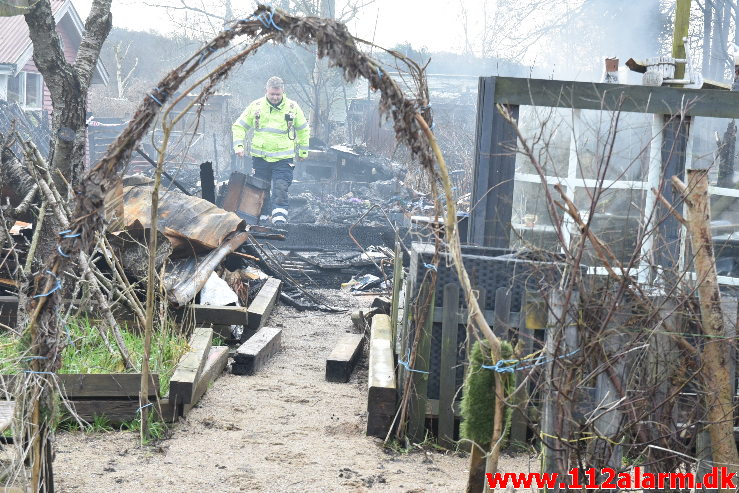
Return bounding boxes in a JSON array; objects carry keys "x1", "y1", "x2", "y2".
[
  {"x1": 432, "y1": 307, "x2": 520, "y2": 327},
  {"x1": 247, "y1": 278, "x2": 282, "y2": 331},
  {"x1": 541, "y1": 290, "x2": 579, "y2": 488},
  {"x1": 156, "y1": 397, "x2": 178, "y2": 423},
  {"x1": 175, "y1": 304, "x2": 249, "y2": 326},
  {"x1": 469, "y1": 76, "x2": 518, "y2": 247},
  {"x1": 493, "y1": 286, "x2": 512, "y2": 339},
  {"x1": 408, "y1": 290, "x2": 434, "y2": 444},
  {"x1": 59, "y1": 374, "x2": 159, "y2": 399},
  {"x1": 492, "y1": 76, "x2": 739, "y2": 119},
  {"x1": 390, "y1": 237, "x2": 403, "y2": 343},
  {"x1": 325, "y1": 334, "x2": 365, "y2": 383},
  {"x1": 0, "y1": 374, "x2": 159, "y2": 399},
  {"x1": 367, "y1": 315, "x2": 396, "y2": 438},
  {"x1": 0, "y1": 295, "x2": 18, "y2": 328},
  {"x1": 509, "y1": 291, "x2": 536, "y2": 448},
  {"x1": 67, "y1": 399, "x2": 141, "y2": 425},
  {"x1": 181, "y1": 346, "x2": 229, "y2": 417},
  {"x1": 438, "y1": 283, "x2": 460, "y2": 448},
  {"x1": 222, "y1": 171, "x2": 247, "y2": 212},
  {"x1": 232, "y1": 327, "x2": 282, "y2": 375},
  {"x1": 169, "y1": 327, "x2": 213, "y2": 405},
  {"x1": 200, "y1": 161, "x2": 216, "y2": 204}
]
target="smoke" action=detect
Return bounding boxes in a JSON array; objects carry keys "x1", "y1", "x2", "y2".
[{"x1": 522, "y1": 0, "x2": 670, "y2": 81}]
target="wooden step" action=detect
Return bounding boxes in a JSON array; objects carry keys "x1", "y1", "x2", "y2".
[
  {"x1": 326, "y1": 333, "x2": 365, "y2": 383},
  {"x1": 232, "y1": 327, "x2": 282, "y2": 375}
]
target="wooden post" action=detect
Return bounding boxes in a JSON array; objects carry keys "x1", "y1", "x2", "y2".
[
  {"x1": 674, "y1": 169, "x2": 739, "y2": 478},
  {"x1": 672, "y1": 0, "x2": 692, "y2": 80},
  {"x1": 508, "y1": 291, "x2": 538, "y2": 448},
  {"x1": 390, "y1": 237, "x2": 403, "y2": 343},
  {"x1": 493, "y1": 287, "x2": 511, "y2": 339},
  {"x1": 468, "y1": 76, "x2": 518, "y2": 247},
  {"x1": 438, "y1": 283, "x2": 460, "y2": 449},
  {"x1": 408, "y1": 290, "x2": 435, "y2": 444},
  {"x1": 541, "y1": 289, "x2": 579, "y2": 491}
]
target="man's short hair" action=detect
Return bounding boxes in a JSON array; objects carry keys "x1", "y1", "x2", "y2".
[{"x1": 266, "y1": 76, "x2": 284, "y2": 90}]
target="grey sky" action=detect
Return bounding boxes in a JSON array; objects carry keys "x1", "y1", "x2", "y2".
[{"x1": 72, "y1": 0, "x2": 478, "y2": 53}]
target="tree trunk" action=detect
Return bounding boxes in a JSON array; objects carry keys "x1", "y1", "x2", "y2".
[
  {"x1": 676, "y1": 170, "x2": 739, "y2": 488},
  {"x1": 24, "y1": 0, "x2": 112, "y2": 184},
  {"x1": 19, "y1": 1, "x2": 113, "y2": 490}
]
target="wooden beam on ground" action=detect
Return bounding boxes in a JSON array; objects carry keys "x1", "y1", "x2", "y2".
[
  {"x1": 169, "y1": 327, "x2": 213, "y2": 406},
  {"x1": 367, "y1": 314, "x2": 396, "y2": 438},
  {"x1": 232, "y1": 327, "x2": 282, "y2": 375},
  {"x1": 326, "y1": 334, "x2": 365, "y2": 383},
  {"x1": 247, "y1": 278, "x2": 281, "y2": 331},
  {"x1": 181, "y1": 346, "x2": 229, "y2": 417}
]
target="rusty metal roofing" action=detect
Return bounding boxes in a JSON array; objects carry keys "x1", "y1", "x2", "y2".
[
  {"x1": 0, "y1": 0, "x2": 65, "y2": 65},
  {"x1": 123, "y1": 185, "x2": 247, "y2": 256}
]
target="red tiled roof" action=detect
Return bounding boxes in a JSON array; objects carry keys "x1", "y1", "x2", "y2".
[{"x1": 0, "y1": 0, "x2": 67, "y2": 66}]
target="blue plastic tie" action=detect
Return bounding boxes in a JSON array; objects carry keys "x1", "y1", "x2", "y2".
[
  {"x1": 22, "y1": 356, "x2": 48, "y2": 361},
  {"x1": 482, "y1": 349, "x2": 580, "y2": 373},
  {"x1": 398, "y1": 350, "x2": 429, "y2": 375},
  {"x1": 32, "y1": 270, "x2": 61, "y2": 299},
  {"x1": 56, "y1": 245, "x2": 70, "y2": 258},
  {"x1": 265, "y1": 10, "x2": 283, "y2": 31},
  {"x1": 423, "y1": 263, "x2": 437, "y2": 271},
  {"x1": 377, "y1": 67, "x2": 383, "y2": 79},
  {"x1": 149, "y1": 94, "x2": 163, "y2": 106},
  {"x1": 23, "y1": 371, "x2": 55, "y2": 375},
  {"x1": 136, "y1": 402, "x2": 153, "y2": 413}
]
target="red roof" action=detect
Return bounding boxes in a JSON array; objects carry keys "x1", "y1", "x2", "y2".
[{"x1": 0, "y1": 0, "x2": 68, "y2": 66}]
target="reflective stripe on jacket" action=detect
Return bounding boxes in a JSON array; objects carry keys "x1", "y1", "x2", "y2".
[{"x1": 232, "y1": 96, "x2": 310, "y2": 162}]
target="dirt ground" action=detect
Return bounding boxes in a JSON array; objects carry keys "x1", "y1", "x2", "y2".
[{"x1": 54, "y1": 289, "x2": 535, "y2": 492}]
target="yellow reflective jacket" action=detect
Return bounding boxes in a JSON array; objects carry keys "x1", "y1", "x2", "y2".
[{"x1": 232, "y1": 95, "x2": 310, "y2": 162}]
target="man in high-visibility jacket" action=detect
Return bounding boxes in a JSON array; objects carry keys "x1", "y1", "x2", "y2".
[{"x1": 232, "y1": 76, "x2": 310, "y2": 225}]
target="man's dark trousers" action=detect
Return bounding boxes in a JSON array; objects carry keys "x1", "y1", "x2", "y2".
[{"x1": 252, "y1": 156, "x2": 294, "y2": 222}]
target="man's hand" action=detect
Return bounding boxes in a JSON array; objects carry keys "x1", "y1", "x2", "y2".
[{"x1": 235, "y1": 149, "x2": 244, "y2": 157}]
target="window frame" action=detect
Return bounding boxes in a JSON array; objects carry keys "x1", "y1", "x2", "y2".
[{"x1": 512, "y1": 108, "x2": 739, "y2": 287}]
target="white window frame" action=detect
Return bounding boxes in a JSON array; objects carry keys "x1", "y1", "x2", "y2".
[
  {"x1": 513, "y1": 108, "x2": 739, "y2": 287},
  {"x1": 3, "y1": 72, "x2": 43, "y2": 110},
  {"x1": 23, "y1": 72, "x2": 43, "y2": 110}
]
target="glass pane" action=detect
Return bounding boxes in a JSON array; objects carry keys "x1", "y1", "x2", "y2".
[
  {"x1": 7, "y1": 74, "x2": 21, "y2": 103},
  {"x1": 690, "y1": 117, "x2": 737, "y2": 187},
  {"x1": 712, "y1": 196, "x2": 739, "y2": 277},
  {"x1": 576, "y1": 110, "x2": 653, "y2": 181},
  {"x1": 573, "y1": 187, "x2": 646, "y2": 264},
  {"x1": 514, "y1": 106, "x2": 571, "y2": 178},
  {"x1": 25, "y1": 73, "x2": 41, "y2": 108},
  {"x1": 510, "y1": 181, "x2": 561, "y2": 251}
]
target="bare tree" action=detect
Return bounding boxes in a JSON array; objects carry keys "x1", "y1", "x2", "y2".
[
  {"x1": 113, "y1": 41, "x2": 139, "y2": 99},
  {"x1": 24, "y1": 0, "x2": 113, "y2": 182}
]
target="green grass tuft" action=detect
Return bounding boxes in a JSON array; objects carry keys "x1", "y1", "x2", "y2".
[
  {"x1": 0, "y1": 316, "x2": 190, "y2": 396},
  {"x1": 459, "y1": 339, "x2": 515, "y2": 446}
]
